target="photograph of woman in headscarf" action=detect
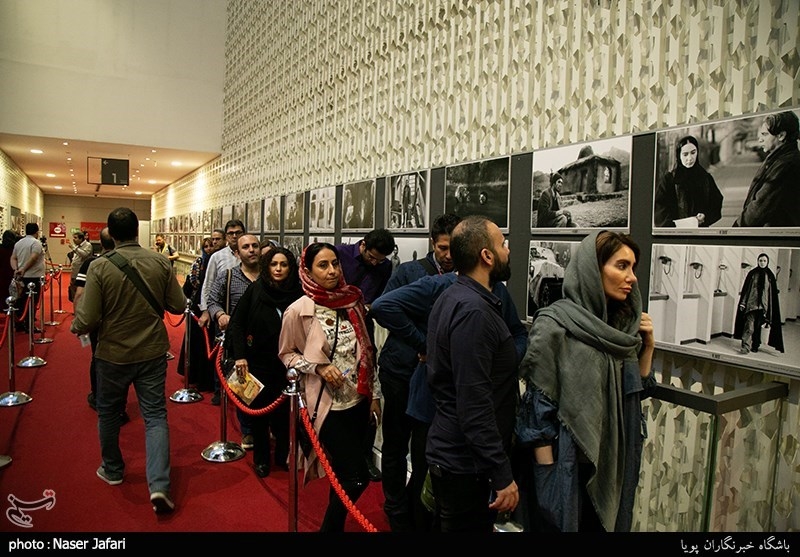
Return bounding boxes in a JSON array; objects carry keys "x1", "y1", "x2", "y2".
[{"x1": 733, "y1": 253, "x2": 784, "y2": 355}]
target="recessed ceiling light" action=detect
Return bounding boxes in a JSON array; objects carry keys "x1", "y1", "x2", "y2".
[
  {"x1": 148, "y1": 180, "x2": 156, "y2": 184},
  {"x1": 135, "y1": 191, "x2": 142, "y2": 195},
  {"x1": 54, "y1": 185, "x2": 62, "y2": 190},
  {"x1": 67, "y1": 157, "x2": 72, "y2": 161},
  {"x1": 46, "y1": 173, "x2": 55, "y2": 177},
  {"x1": 31, "y1": 149, "x2": 43, "y2": 154},
  {"x1": 62, "y1": 141, "x2": 69, "y2": 146},
  {"x1": 151, "y1": 149, "x2": 157, "y2": 153},
  {"x1": 171, "y1": 161, "x2": 182, "y2": 167}
]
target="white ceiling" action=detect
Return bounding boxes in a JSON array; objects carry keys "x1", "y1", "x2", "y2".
[{"x1": 0, "y1": 132, "x2": 219, "y2": 201}]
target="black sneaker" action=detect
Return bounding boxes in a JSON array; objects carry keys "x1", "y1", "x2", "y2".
[
  {"x1": 150, "y1": 491, "x2": 175, "y2": 514},
  {"x1": 210, "y1": 392, "x2": 221, "y2": 406},
  {"x1": 120, "y1": 411, "x2": 131, "y2": 424},
  {"x1": 87, "y1": 392, "x2": 97, "y2": 411}
]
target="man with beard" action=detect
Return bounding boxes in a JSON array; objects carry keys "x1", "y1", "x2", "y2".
[{"x1": 425, "y1": 216, "x2": 519, "y2": 532}]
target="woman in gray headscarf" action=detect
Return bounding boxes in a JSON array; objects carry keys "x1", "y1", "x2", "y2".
[{"x1": 518, "y1": 230, "x2": 657, "y2": 532}]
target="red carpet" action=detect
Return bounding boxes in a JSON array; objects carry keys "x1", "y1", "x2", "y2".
[{"x1": 0, "y1": 285, "x2": 389, "y2": 534}]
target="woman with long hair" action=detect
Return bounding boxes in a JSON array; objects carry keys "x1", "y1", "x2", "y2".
[
  {"x1": 227, "y1": 246, "x2": 303, "y2": 477},
  {"x1": 654, "y1": 135, "x2": 723, "y2": 227},
  {"x1": 278, "y1": 242, "x2": 381, "y2": 532},
  {"x1": 518, "y1": 230, "x2": 657, "y2": 531}
]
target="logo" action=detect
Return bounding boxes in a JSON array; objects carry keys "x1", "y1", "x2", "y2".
[{"x1": 6, "y1": 490, "x2": 56, "y2": 528}]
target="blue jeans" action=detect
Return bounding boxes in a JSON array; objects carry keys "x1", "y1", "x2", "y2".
[{"x1": 96, "y1": 356, "x2": 171, "y2": 495}]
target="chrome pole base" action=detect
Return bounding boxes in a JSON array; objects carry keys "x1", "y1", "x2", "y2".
[
  {"x1": 17, "y1": 356, "x2": 46, "y2": 367},
  {"x1": 53, "y1": 310, "x2": 69, "y2": 314},
  {"x1": 33, "y1": 337, "x2": 54, "y2": 344},
  {"x1": 0, "y1": 391, "x2": 33, "y2": 406},
  {"x1": 0, "y1": 455, "x2": 11, "y2": 469},
  {"x1": 201, "y1": 441, "x2": 246, "y2": 463},
  {"x1": 170, "y1": 388, "x2": 203, "y2": 403},
  {"x1": 45, "y1": 320, "x2": 61, "y2": 326},
  {"x1": 165, "y1": 352, "x2": 175, "y2": 361}
]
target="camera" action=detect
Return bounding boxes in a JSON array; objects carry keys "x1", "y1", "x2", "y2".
[{"x1": 40, "y1": 236, "x2": 47, "y2": 245}]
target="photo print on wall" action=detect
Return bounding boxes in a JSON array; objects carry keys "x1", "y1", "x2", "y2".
[
  {"x1": 532, "y1": 135, "x2": 631, "y2": 232},
  {"x1": 341, "y1": 180, "x2": 376, "y2": 232},
  {"x1": 387, "y1": 170, "x2": 429, "y2": 231},
  {"x1": 653, "y1": 108, "x2": 800, "y2": 236},
  {"x1": 247, "y1": 199, "x2": 263, "y2": 233},
  {"x1": 649, "y1": 243, "x2": 797, "y2": 378},
  {"x1": 284, "y1": 192, "x2": 306, "y2": 232},
  {"x1": 445, "y1": 156, "x2": 510, "y2": 230},
  {"x1": 264, "y1": 196, "x2": 281, "y2": 232},
  {"x1": 309, "y1": 186, "x2": 336, "y2": 232}
]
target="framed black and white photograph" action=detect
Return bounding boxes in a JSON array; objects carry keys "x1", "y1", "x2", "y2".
[
  {"x1": 9, "y1": 206, "x2": 21, "y2": 236},
  {"x1": 247, "y1": 199, "x2": 263, "y2": 234},
  {"x1": 0, "y1": 205, "x2": 5, "y2": 233},
  {"x1": 445, "y1": 157, "x2": 510, "y2": 230},
  {"x1": 653, "y1": 108, "x2": 800, "y2": 236},
  {"x1": 341, "y1": 180, "x2": 376, "y2": 232},
  {"x1": 222, "y1": 205, "x2": 233, "y2": 227},
  {"x1": 532, "y1": 136, "x2": 631, "y2": 233},
  {"x1": 309, "y1": 235, "x2": 335, "y2": 245},
  {"x1": 648, "y1": 243, "x2": 798, "y2": 378},
  {"x1": 201, "y1": 210, "x2": 211, "y2": 233},
  {"x1": 283, "y1": 234, "x2": 305, "y2": 262},
  {"x1": 284, "y1": 192, "x2": 306, "y2": 232},
  {"x1": 387, "y1": 170, "x2": 429, "y2": 231},
  {"x1": 309, "y1": 186, "x2": 336, "y2": 232},
  {"x1": 389, "y1": 236, "x2": 430, "y2": 276},
  {"x1": 232, "y1": 202, "x2": 246, "y2": 226},
  {"x1": 525, "y1": 240, "x2": 581, "y2": 321},
  {"x1": 263, "y1": 234, "x2": 280, "y2": 246},
  {"x1": 211, "y1": 207, "x2": 223, "y2": 231},
  {"x1": 264, "y1": 196, "x2": 281, "y2": 232}
]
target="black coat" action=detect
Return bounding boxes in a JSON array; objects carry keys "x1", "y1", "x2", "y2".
[{"x1": 733, "y1": 266, "x2": 784, "y2": 352}]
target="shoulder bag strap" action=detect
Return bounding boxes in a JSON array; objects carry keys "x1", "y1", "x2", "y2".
[
  {"x1": 419, "y1": 257, "x2": 438, "y2": 276},
  {"x1": 105, "y1": 251, "x2": 164, "y2": 317}
]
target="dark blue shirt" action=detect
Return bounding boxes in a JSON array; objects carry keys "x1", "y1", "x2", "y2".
[{"x1": 425, "y1": 274, "x2": 518, "y2": 489}]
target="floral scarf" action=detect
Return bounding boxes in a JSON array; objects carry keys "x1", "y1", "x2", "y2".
[{"x1": 299, "y1": 245, "x2": 374, "y2": 397}]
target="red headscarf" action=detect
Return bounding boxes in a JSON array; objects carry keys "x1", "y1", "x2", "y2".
[{"x1": 299, "y1": 245, "x2": 374, "y2": 397}]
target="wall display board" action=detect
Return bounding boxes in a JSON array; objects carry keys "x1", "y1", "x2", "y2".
[
  {"x1": 10, "y1": 206, "x2": 22, "y2": 236},
  {"x1": 653, "y1": 108, "x2": 800, "y2": 235},
  {"x1": 283, "y1": 234, "x2": 305, "y2": 262},
  {"x1": 390, "y1": 236, "x2": 430, "y2": 275},
  {"x1": 247, "y1": 199, "x2": 263, "y2": 234},
  {"x1": 284, "y1": 192, "x2": 306, "y2": 232},
  {"x1": 525, "y1": 239, "x2": 582, "y2": 321},
  {"x1": 232, "y1": 202, "x2": 246, "y2": 226},
  {"x1": 211, "y1": 207, "x2": 223, "y2": 231},
  {"x1": 386, "y1": 170, "x2": 429, "y2": 231},
  {"x1": 264, "y1": 196, "x2": 281, "y2": 233},
  {"x1": 445, "y1": 156, "x2": 510, "y2": 230},
  {"x1": 201, "y1": 210, "x2": 211, "y2": 234},
  {"x1": 309, "y1": 235, "x2": 334, "y2": 245},
  {"x1": 309, "y1": 186, "x2": 336, "y2": 232},
  {"x1": 341, "y1": 180, "x2": 376, "y2": 232},
  {"x1": 532, "y1": 135, "x2": 632, "y2": 233},
  {"x1": 649, "y1": 243, "x2": 798, "y2": 378},
  {"x1": 221, "y1": 205, "x2": 233, "y2": 226}
]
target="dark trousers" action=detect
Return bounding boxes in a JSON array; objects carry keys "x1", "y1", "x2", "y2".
[
  {"x1": 16, "y1": 277, "x2": 41, "y2": 330},
  {"x1": 318, "y1": 398, "x2": 370, "y2": 532},
  {"x1": 377, "y1": 370, "x2": 415, "y2": 530},
  {"x1": 250, "y1": 366, "x2": 290, "y2": 469},
  {"x1": 429, "y1": 464, "x2": 496, "y2": 533}
]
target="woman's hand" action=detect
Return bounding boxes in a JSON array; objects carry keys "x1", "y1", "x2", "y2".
[
  {"x1": 639, "y1": 312, "x2": 655, "y2": 348},
  {"x1": 316, "y1": 363, "x2": 346, "y2": 389},
  {"x1": 234, "y1": 359, "x2": 248, "y2": 380}
]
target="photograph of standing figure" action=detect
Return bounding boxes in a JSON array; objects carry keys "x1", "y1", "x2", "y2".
[
  {"x1": 653, "y1": 135, "x2": 723, "y2": 228},
  {"x1": 734, "y1": 253, "x2": 784, "y2": 356}
]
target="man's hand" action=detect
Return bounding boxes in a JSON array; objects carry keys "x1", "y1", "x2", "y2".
[
  {"x1": 198, "y1": 310, "x2": 211, "y2": 328},
  {"x1": 489, "y1": 481, "x2": 519, "y2": 513}
]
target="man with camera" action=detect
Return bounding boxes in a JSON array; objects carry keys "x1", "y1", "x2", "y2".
[{"x1": 68, "y1": 231, "x2": 93, "y2": 303}]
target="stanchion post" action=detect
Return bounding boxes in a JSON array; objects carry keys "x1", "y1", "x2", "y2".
[
  {"x1": 170, "y1": 298, "x2": 202, "y2": 403},
  {"x1": 285, "y1": 367, "x2": 300, "y2": 532},
  {"x1": 0, "y1": 296, "x2": 32, "y2": 406},
  {"x1": 200, "y1": 338, "x2": 245, "y2": 463},
  {"x1": 46, "y1": 269, "x2": 60, "y2": 326},
  {"x1": 34, "y1": 276, "x2": 53, "y2": 344},
  {"x1": 54, "y1": 265, "x2": 68, "y2": 314},
  {"x1": 18, "y1": 283, "x2": 46, "y2": 368}
]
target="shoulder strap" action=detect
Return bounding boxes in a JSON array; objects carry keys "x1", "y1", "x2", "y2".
[
  {"x1": 419, "y1": 257, "x2": 438, "y2": 276},
  {"x1": 105, "y1": 251, "x2": 164, "y2": 317},
  {"x1": 226, "y1": 268, "x2": 233, "y2": 314}
]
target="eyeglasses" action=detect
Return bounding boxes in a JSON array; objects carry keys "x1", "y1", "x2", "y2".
[
  {"x1": 363, "y1": 249, "x2": 386, "y2": 265},
  {"x1": 226, "y1": 230, "x2": 244, "y2": 237}
]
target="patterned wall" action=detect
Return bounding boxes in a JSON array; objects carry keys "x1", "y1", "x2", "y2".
[
  {"x1": 150, "y1": 0, "x2": 800, "y2": 531},
  {"x1": 0, "y1": 150, "x2": 45, "y2": 233},
  {"x1": 153, "y1": 0, "x2": 799, "y2": 217}
]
